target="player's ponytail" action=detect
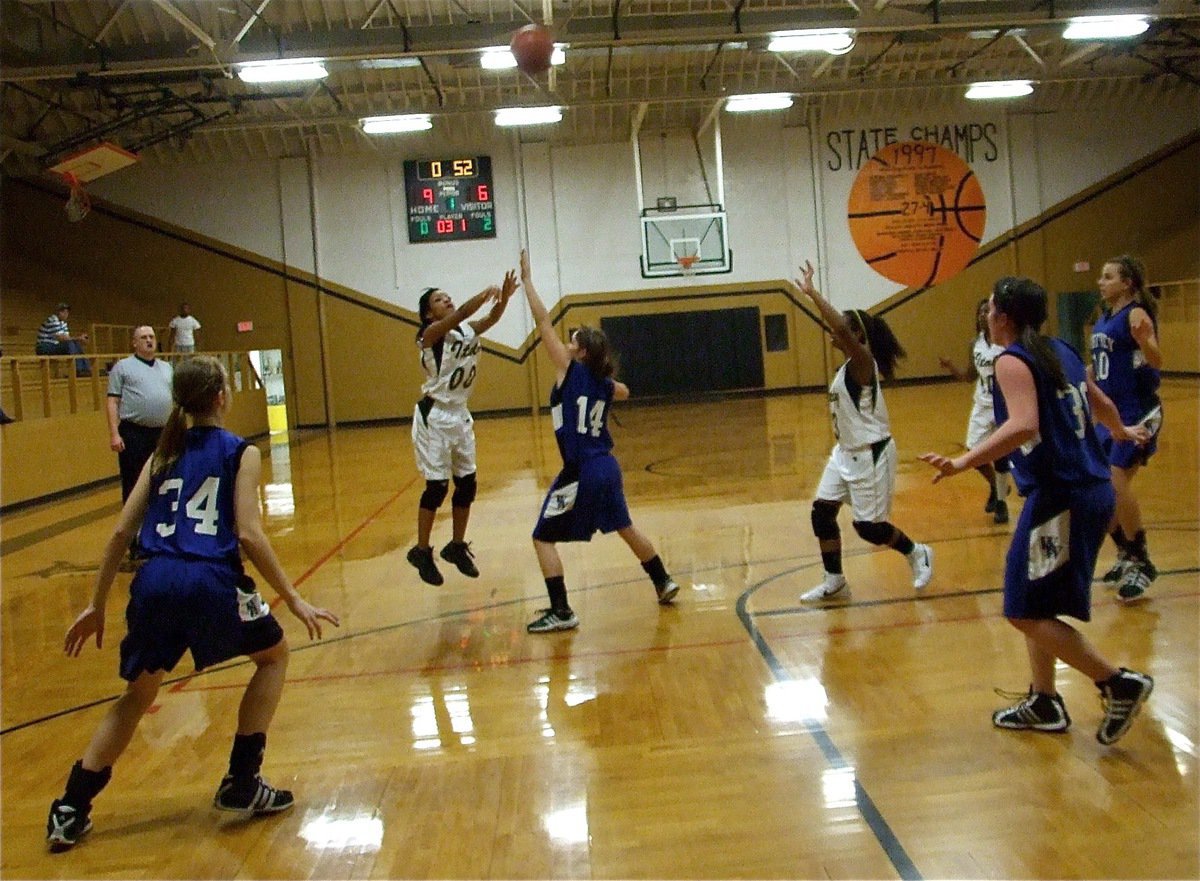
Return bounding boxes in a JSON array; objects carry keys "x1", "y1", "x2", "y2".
[
  {"x1": 150, "y1": 356, "x2": 228, "y2": 477},
  {"x1": 847, "y1": 310, "x2": 906, "y2": 381},
  {"x1": 992, "y1": 276, "x2": 1067, "y2": 391},
  {"x1": 572, "y1": 326, "x2": 615, "y2": 379},
  {"x1": 416, "y1": 287, "x2": 439, "y2": 341},
  {"x1": 1107, "y1": 254, "x2": 1158, "y2": 324}
]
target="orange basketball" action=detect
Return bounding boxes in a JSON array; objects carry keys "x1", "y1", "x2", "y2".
[
  {"x1": 847, "y1": 141, "x2": 986, "y2": 288},
  {"x1": 510, "y1": 24, "x2": 556, "y2": 75}
]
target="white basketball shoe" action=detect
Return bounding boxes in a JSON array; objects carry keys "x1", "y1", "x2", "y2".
[
  {"x1": 908, "y1": 543, "x2": 934, "y2": 590},
  {"x1": 800, "y1": 573, "x2": 849, "y2": 602}
]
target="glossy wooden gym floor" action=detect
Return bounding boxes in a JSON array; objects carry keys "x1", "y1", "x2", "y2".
[{"x1": 1, "y1": 379, "x2": 1196, "y2": 880}]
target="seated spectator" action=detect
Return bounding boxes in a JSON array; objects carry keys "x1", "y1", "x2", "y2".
[{"x1": 36, "y1": 303, "x2": 91, "y2": 376}]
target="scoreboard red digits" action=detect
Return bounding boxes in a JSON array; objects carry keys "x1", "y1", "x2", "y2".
[{"x1": 404, "y1": 155, "x2": 496, "y2": 243}]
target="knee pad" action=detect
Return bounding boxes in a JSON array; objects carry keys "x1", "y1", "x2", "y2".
[
  {"x1": 852, "y1": 520, "x2": 894, "y2": 546},
  {"x1": 420, "y1": 479, "x2": 449, "y2": 511},
  {"x1": 811, "y1": 500, "x2": 841, "y2": 541},
  {"x1": 451, "y1": 472, "x2": 477, "y2": 508}
]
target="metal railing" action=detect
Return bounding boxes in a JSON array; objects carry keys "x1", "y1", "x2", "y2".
[{"x1": 0, "y1": 351, "x2": 262, "y2": 423}]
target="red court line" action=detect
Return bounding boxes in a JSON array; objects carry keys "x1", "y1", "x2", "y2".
[{"x1": 167, "y1": 477, "x2": 417, "y2": 695}]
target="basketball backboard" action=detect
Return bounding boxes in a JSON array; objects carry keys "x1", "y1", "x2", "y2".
[{"x1": 640, "y1": 203, "x2": 732, "y2": 278}]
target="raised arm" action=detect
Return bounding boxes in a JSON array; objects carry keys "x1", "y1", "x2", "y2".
[
  {"x1": 794, "y1": 261, "x2": 874, "y2": 384},
  {"x1": 469, "y1": 269, "x2": 518, "y2": 335},
  {"x1": 235, "y1": 445, "x2": 339, "y2": 639},
  {"x1": 520, "y1": 249, "x2": 572, "y2": 379},
  {"x1": 420, "y1": 287, "x2": 499, "y2": 348},
  {"x1": 939, "y1": 341, "x2": 977, "y2": 382},
  {"x1": 1128, "y1": 307, "x2": 1163, "y2": 370}
]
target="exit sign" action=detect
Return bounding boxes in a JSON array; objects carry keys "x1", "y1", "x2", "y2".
[{"x1": 237, "y1": 321, "x2": 254, "y2": 332}]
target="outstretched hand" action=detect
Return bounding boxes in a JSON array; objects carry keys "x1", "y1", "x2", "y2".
[
  {"x1": 919, "y1": 452, "x2": 967, "y2": 484},
  {"x1": 64, "y1": 605, "x2": 105, "y2": 656},
  {"x1": 795, "y1": 260, "x2": 817, "y2": 299},
  {"x1": 500, "y1": 268, "x2": 518, "y2": 302},
  {"x1": 284, "y1": 596, "x2": 340, "y2": 640}
]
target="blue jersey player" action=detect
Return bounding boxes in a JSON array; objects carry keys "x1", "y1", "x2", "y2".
[
  {"x1": 518, "y1": 249, "x2": 679, "y2": 633},
  {"x1": 1090, "y1": 255, "x2": 1163, "y2": 602},
  {"x1": 922, "y1": 277, "x2": 1153, "y2": 746},
  {"x1": 46, "y1": 356, "x2": 338, "y2": 852}
]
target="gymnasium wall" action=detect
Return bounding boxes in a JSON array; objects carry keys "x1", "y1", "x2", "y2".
[{"x1": 2, "y1": 83, "x2": 1197, "y2": 435}]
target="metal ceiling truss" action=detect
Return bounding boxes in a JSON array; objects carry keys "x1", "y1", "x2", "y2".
[{"x1": 1, "y1": 0, "x2": 1197, "y2": 170}]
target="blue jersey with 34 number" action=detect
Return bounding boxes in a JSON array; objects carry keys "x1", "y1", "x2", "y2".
[
  {"x1": 1090, "y1": 302, "x2": 1160, "y2": 423},
  {"x1": 139, "y1": 426, "x2": 248, "y2": 566},
  {"x1": 993, "y1": 338, "x2": 1110, "y2": 496},
  {"x1": 551, "y1": 360, "x2": 615, "y2": 465}
]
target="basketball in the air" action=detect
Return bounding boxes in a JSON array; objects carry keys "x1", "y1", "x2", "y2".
[
  {"x1": 510, "y1": 24, "x2": 556, "y2": 75},
  {"x1": 847, "y1": 141, "x2": 987, "y2": 288}
]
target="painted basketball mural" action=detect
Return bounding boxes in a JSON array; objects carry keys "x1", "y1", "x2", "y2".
[{"x1": 847, "y1": 141, "x2": 986, "y2": 288}]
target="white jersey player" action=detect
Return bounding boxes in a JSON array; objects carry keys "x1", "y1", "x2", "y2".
[
  {"x1": 795, "y1": 260, "x2": 933, "y2": 603},
  {"x1": 939, "y1": 299, "x2": 1011, "y2": 524},
  {"x1": 406, "y1": 272, "x2": 517, "y2": 586}
]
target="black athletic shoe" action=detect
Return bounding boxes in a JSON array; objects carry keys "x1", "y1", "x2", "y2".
[
  {"x1": 440, "y1": 541, "x2": 479, "y2": 578},
  {"x1": 1117, "y1": 563, "x2": 1152, "y2": 604},
  {"x1": 213, "y1": 775, "x2": 295, "y2": 815},
  {"x1": 46, "y1": 800, "x2": 92, "y2": 852},
  {"x1": 406, "y1": 546, "x2": 444, "y2": 586},
  {"x1": 527, "y1": 608, "x2": 579, "y2": 633},
  {"x1": 992, "y1": 690, "x2": 1071, "y2": 732},
  {"x1": 655, "y1": 578, "x2": 680, "y2": 605},
  {"x1": 1101, "y1": 551, "x2": 1131, "y2": 584},
  {"x1": 1097, "y1": 670, "x2": 1154, "y2": 745},
  {"x1": 993, "y1": 500, "x2": 1009, "y2": 525},
  {"x1": 984, "y1": 490, "x2": 998, "y2": 514}
]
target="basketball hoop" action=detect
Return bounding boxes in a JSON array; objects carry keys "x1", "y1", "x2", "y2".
[
  {"x1": 63, "y1": 172, "x2": 91, "y2": 223},
  {"x1": 676, "y1": 254, "x2": 699, "y2": 276}
]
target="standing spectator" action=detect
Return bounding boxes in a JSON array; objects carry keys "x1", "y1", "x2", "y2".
[
  {"x1": 168, "y1": 302, "x2": 202, "y2": 355},
  {"x1": 36, "y1": 302, "x2": 91, "y2": 376},
  {"x1": 406, "y1": 273, "x2": 517, "y2": 586},
  {"x1": 1090, "y1": 255, "x2": 1163, "y2": 603},
  {"x1": 107, "y1": 326, "x2": 174, "y2": 558},
  {"x1": 45, "y1": 356, "x2": 338, "y2": 852},
  {"x1": 519, "y1": 249, "x2": 679, "y2": 633},
  {"x1": 921, "y1": 277, "x2": 1153, "y2": 744},
  {"x1": 794, "y1": 261, "x2": 934, "y2": 602}
]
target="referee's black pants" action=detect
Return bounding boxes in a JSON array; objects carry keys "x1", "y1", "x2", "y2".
[{"x1": 118, "y1": 420, "x2": 163, "y2": 503}]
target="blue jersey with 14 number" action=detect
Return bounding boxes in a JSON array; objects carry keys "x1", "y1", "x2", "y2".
[
  {"x1": 1090, "y1": 302, "x2": 1160, "y2": 423},
  {"x1": 993, "y1": 338, "x2": 1110, "y2": 496},
  {"x1": 139, "y1": 426, "x2": 248, "y2": 566},
  {"x1": 550, "y1": 361, "x2": 615, "y2": 465}
]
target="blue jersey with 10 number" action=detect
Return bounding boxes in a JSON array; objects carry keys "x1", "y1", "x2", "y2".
[
  {"x1": 992, "y1": 338, "x2": 1110, "y2": 496},
  {"x1": 550, "y1": 360, "x2": 615, "y2": 465},
  {"x1": 1090, "y1": 302, "x2": 1160, "y2": 423},
  {"x1": 139, "y1": 426, "x2": 248, "y2": 566}
]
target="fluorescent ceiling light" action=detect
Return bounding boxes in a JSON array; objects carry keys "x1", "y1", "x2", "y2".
[
  {"x1": 360, "y1": 114, "x2": 432, "y2": 134},
  {"x1": 725, "y1": 92, "x2": 794, "y2": 112},
  {"x1": 480, "y1": 45, "x2": 567, "y2": 70},
  {"x1": 237, "y1": 58, "x2": 328, "y2": 83},
  {"x1": 767, "y1": 29, "x2": 855, "y2": 55},
  {"x1": 494, "y1": 106, "x2": 563, "y2": 126},
  {"x1": 965, "y1": 80, "x2": 1035, "y2": 100},
  {"x1": 1062, "y1": 14, "x2": 1149, "y2": 39}
]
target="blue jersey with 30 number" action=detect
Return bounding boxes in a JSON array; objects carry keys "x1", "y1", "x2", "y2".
[
  {"x1": 550, "y1": 361, "x2": 615, "y2": 465},
  {"x1": 139, "y1": 426, "x2": 248, "y2": 566},
  {"x1": 993, "y1": 338, "x2": 1110, "y2": 496},
  {"x1": 1090, "y1": 302, "x2": 1160, "y2": 423}
]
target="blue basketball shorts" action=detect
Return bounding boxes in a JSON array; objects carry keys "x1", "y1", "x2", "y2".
[
  {"x1": 1002, "y1": 480, "x2": 1115, "y2": 622},
  {"x1": 532, "y1": 455, "x2": 633, "y2": 543},
  {"x1": 1096, "y1": 403, "x2": 1161, "y2": 469},
  {"x1": 119, "y1": 556, "x2": 284, "y2": 681}
]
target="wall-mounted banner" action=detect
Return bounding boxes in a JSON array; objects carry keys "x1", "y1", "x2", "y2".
[{"x1": 847, "y1": 140, "x2": 986, "y2": 288}]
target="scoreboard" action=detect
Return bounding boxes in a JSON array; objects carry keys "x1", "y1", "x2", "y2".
[{"x1": 403, "y1": 156, "x2": 496, "y2": 243}]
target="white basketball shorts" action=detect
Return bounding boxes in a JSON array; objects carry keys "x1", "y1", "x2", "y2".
[
  {"x1": 411, "y1": 402, "x2": 476, "y2": 481},
  {"x1": 965, "y1": 400, "x2": 997, "y2": 449},
  {"x1": 815, "y1": 438, "x2": 897, "y2": 522}
]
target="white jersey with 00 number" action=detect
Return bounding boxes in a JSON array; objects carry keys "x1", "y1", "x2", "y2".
[
  {"x1": 420, "y1": 324, "x2": 481, "y2": 410},
  {"x1": 828, "y1": 361, "x2": 890, "y2": 450}
]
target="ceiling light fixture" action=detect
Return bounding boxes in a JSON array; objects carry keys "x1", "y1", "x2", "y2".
[
  {"x1": 360, "y1": 114, "x2": 432, "y2": 134},
  {"x1": 767, "y1": 29, "x2": 855, "y2": 55},
  {"x1": 965, "y1": 79, "x2": 1035, "y2": 100},
  {"x1": 725, "y1": 92, "x2": 795, "y2": 112},
  {"x1": 1062, "y1": 14, "x2": 1149, "y2": 39},
  {"x1": 237, "y1": 58, "x2": 328, "y2": 83},
  {"x1": 494, "y1": 106, "x2": 563, "y2": 126},
  {"x1": 481, "y1": 45, "x2": 567, "y2": 70}
]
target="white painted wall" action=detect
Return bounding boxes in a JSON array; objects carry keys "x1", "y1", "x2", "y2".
[{"x1": 90, "y1": 84, "x2": 1198, "y2": 350}]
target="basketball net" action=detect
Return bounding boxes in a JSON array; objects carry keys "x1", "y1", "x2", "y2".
[
  {"x1": 676, "y1": 254, "x2": 699, "y2": 276},
  {"x1": 63, "y1": 172, "x2": 91, "y2": 223}
]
